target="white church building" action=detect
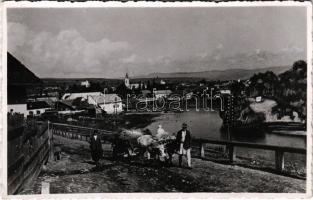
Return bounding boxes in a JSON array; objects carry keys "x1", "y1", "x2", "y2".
[{"x1": 124, "y1": 73, "x2": 147, "y2": 90}]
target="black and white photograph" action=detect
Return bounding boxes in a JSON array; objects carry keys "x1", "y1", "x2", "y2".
[{"x1": 3, "y1": 2, "x2": 312, "y2": 196}]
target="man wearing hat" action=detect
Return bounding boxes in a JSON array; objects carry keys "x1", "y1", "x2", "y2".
[
  {"x1": 156, "y1": 124, "x2": 166, "y2": 140},
  {"x1": 176, "y1": 123, "x2": 192, "y2": 169},
  {"x1": 89, "y1": 130, "x2": 103, "y2": 167}
]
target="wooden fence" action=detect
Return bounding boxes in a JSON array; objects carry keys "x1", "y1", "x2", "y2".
[
  {"x1": 8, "y1": 121, "x2": 51, "y2": 194},
  {"x1": 50, "y1": 122, "x2": 116, "y2": 142},
  {"x1": 49, "y1": 123, "x2": 306, "y2": 173},
  {"x1": 194, "y1": 138, "x2": 306, "y2": 172}
]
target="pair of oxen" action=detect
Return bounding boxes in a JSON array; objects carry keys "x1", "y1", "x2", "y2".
[{"x1": 112, "y1": 129, "x2": 177, "y2": 164}]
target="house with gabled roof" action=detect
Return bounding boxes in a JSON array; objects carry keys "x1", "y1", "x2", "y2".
[
  {"x1": 27, "y1": 101, "x2": 51, "y2": 116},
  {"x1": 7, "y1": 52, "x2": 43, "y2": 117},
  {"x1": 87, "y1": 93, "x2": 123, "y2": 114}
]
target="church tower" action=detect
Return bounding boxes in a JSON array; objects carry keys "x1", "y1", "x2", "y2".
[{"x1": 125, "y1": 73, "x2": 130, "y2": 88}]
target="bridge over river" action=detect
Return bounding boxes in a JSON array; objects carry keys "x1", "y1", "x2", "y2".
[{"x1": 12, "y1": 122, "x2": 306, "y2": 194}]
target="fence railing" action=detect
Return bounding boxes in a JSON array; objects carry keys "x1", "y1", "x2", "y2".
[
  {"x1": 50, "y1": 122, "x2": 116, "y2": 142},
  {"x1": 193, "y1": 138, "x2": 306, "y2": 173},
  {"x1": 49, "y1": 123, "x2": 306, "y2": 173}
]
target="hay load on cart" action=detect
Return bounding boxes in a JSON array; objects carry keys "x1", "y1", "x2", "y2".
[{"x1": 112, "y1": 128, "x2": 177, "y2": 162}]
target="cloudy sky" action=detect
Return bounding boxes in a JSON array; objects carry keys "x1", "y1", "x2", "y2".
[{"x1": 8, "y1": 6, "x2": 307, "y2": 78}]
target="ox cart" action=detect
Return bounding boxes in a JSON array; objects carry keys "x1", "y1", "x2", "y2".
[{"x1": 111, "y1": 129, "x2": 177, "y2": 164}]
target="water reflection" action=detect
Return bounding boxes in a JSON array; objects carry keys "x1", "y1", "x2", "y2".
[
  {"x1": 220, "y1": 127, "x2": 266, "y2": 143},
  {"x1": 144, "y1": 110, "x2": 305, "y2": 148}
]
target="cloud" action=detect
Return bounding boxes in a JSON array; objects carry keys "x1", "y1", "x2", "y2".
[
  {"x1": 121, "y1": 54, "x2": 137, "y2": 63},
  {"x1": 216, "y1": 43, "x2": 224, "y2": 50},
  {"x1": 8, "y1": 22, "x2": 306, "y2": 78},
  {"x1": 8, "y1": 22, "x2": 30, "y2": 51},
  {"x1": 8, "y1": 22, "x2": 131, "y2": 78},
  {"x1": 211, "y1": 43, "x2": 224, "y2": 61},
  {"x1": 281, "y1": 45, "x2": 304, "y2": 54}
]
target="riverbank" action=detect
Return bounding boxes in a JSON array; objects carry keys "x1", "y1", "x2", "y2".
[
  {"x1": 249, "y1": 99, "x2": 305, "y2": 123},
  {"x1": 21, "y1": 135, "x2": 305, "y2": 193}
]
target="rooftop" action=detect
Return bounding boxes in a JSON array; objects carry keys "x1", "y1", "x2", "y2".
[
  {"x1": 89, "y1": 94, "x2": 122, "y2": 104},
  {"x1": 153, "y1": 90, "x2": 172, "y2": 94},
  {"x1": 8, "y1": 52, "x2": 42, "y2": 86},
  {"x1": 27, "y1": 101, "x2": 51, "y2": 110}
]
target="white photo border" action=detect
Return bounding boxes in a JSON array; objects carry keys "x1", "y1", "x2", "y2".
[{"x1": 1, "y1": 1, "x2": 312, "y2": 199}]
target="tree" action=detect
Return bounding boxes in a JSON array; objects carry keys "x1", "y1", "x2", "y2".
[
  {"x1": 273, "y1": 60, "x2": 307, "y2": 121},
  {"x1": 116, "y1": 82, "x2": 131, "y2": 99},
  {"x1": 147, "y1": 80, "x2": 152, "y2": 90}
]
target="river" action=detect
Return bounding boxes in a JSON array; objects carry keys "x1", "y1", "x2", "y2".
[{"x1": 144, "y1": 110, "x2": 306, "y2": 149}]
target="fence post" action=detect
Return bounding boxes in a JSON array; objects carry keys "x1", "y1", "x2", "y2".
[
  {"x1": 48, "y1": 121, "x2": 54, "y2": 162},
  {"x1": 41, "y1": 181, "x2": 50, "y2": 194},
  {"x1": 275, "y1": 150, "x2": 284, "y2": 172},
  {"x1": 199, "y1": 143, "x2": 205, "y2": 158},
  {"x1": 227, "y1": 144, "x2": 236, "y2": 163}
]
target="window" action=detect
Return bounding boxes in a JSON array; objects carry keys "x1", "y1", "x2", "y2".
[
  {"x1": 36, "y1": 110, "x2": 41, "y2": 115},
  {"x1": 29, "y1": 111, "x2": 33, "y2": 116}
]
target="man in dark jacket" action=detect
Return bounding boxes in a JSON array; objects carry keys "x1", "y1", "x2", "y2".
[
  {"x1": 90, "y1": 130, "x2": 103, "y2": 167},
  {"x1": 54, "y1": 145, "x2": 62, "y2": 161},
  {"x1": 176, "y1": 123, "x2": 192, "y2": 169}
]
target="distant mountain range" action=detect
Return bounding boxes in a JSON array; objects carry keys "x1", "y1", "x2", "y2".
[{"x1": 134, "y1": 66, "x2": 290, "y2": 81}]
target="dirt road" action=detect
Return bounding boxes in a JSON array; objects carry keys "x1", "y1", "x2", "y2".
[{"x1": 21, "y1": 135, "x2": 305, "y2": 193}]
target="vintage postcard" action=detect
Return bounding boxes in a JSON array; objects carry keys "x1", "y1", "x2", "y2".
[{"x1": 1, "y1": 1, "x2": 312, "y2": 199}]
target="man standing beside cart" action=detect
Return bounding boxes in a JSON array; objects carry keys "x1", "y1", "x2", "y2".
[{"x1": 176, "y1": 123, "x2": 192, "y2": 169}]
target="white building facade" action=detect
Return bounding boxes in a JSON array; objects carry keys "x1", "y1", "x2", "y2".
[
  {"x1": 27, "y1": 107, "x2": 51, "y2": 116},
  {"x1": 81, "y1": 80, "x2": 90, "y2": 88},
  {"x1": 8, "y1": 104, "x2": 28, "y2": 117},
  {"x1": 153, "y1": 90, "x2": 172, "y2": 99},
  {"x1": 87, "y1": 94, "x2": 123, "y2": 114}
]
